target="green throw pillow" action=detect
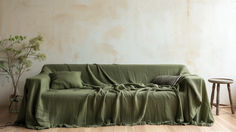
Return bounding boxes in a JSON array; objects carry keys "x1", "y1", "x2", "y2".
[
  {"x1": 151, "y1": 75, "x2": 182, "y2": 86},
  {"x1": 50, "y1": 71, "x2": 83, "y2": 89}
]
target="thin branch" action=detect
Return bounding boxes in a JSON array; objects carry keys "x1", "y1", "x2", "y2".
[
  {"x1": 0, "y1": 66, "x2": 10, "y2": 74},
  {"x1": 15, "y1": 47, "x2": 32, "y2": 89}
]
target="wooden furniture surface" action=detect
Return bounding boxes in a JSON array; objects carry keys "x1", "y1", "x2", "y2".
[
  {"x1": 209, "y1": 78, "x2": 234, "y2": 115},
  {"x1": 208, "y1": 78, "x2": 233, "y2": 84}
]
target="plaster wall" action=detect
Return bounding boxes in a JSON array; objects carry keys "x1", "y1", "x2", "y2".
[{"x1": 1, "y1": 0, "x2": 236, "y2": 107}]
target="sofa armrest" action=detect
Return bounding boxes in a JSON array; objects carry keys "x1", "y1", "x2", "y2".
[
  {"x1": 179, "y1": 75, "x2": 204, "y2": 92},
  {"x1": 178, "y1": 75, "x2": 209, "y2": 120},
  {"x1": 15, "y1": 73, "x2": 50, "y2": 128},
  {"x1": 179, "y1": 74, "x2": 205, "y2": 104},
  {"x1": 26, "y1": 73, "x2": 50, "y2": 92}
]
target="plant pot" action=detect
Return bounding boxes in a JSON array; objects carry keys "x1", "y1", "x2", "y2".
[{"x1": 9, "y1": 94, "x2": 22, "y2": 113}]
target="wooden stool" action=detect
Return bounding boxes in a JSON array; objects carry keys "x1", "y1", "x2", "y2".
[{"x1": 208, "y1": 78, "x2": 234, "y2": 115}]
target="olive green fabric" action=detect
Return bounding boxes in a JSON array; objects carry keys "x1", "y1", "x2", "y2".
[
  {"x1": 50, "y1": 71, "x2": 83, "y2": 89},
  {"x1": 15, "y1": 64, "x2": 214, "y2": 129},
  {"x1": 151, "y1": 75, "x2": 182, "y2": 86}
]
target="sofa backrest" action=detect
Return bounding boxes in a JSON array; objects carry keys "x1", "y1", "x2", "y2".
[{"x1": 41, "y1": 64, "x2": 190, "y2": 84}]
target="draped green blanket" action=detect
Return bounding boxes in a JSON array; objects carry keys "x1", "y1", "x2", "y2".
[{"x1": 15, "y1": 64, "x2": 214, "y2": 129}]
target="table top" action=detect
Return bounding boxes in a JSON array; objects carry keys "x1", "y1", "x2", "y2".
[{"x1": 208, "y1": 78, "x2": 234, "y2": 84}]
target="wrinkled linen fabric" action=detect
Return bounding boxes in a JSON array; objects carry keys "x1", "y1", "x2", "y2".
[{"x1": 15, "y1": 64, "x2": 214, "y2": 129}]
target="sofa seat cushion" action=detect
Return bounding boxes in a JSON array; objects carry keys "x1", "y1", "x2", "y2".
[{"x1": 39, "y1": 86, "x2": 179, "y2": 126}]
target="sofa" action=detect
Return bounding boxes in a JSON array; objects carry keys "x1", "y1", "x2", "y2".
[{"x1": 15, "y1": 64, "x2": 214, "y2": 129}]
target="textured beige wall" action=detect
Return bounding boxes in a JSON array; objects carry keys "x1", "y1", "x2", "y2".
[{"x1": 1, "y1": 0, "x2": 236, "y2": 106}]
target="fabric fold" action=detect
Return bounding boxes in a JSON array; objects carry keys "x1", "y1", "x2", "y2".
[{"x1": 15, "y1": 64, "x2": 214, "y2": 129}]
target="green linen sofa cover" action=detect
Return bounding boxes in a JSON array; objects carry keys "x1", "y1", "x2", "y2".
[{"x1": 15, "y1": 64, "x2": 214, "y2": 129}]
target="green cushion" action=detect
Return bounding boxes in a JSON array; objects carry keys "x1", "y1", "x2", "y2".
[
  {"x1": 151, "y1": 75, "x2": 182, "y2": 86},
  {"x1": 50, "y1": 71, "x2": 83, "y2": 89}
]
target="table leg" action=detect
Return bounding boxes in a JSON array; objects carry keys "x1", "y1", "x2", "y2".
[
  {"x1": 227, "y1": 83, "x2": 234, "y2": 114},
  {"x1": 216, "y1": 83, "x2": 220, "y2": 115},
  {"x1": 210, "y1": 83, "x2": 216, "y2": 108}
]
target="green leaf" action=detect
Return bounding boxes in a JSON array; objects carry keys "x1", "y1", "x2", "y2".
[
  {"x1": 24, "y1": 60, "x2": 32, "y2": 68},
  {"x1": 6, "y1": 48, "x2": 12, "y2": 51},
  {"x1": 20, "y1": 36, "x2": 23, "y2": 40},
  {"x1": 9, "y1": 35, "x2": 12, "y2": 41},
  {"x1": 0, "y1": 61, "x2": 4, "y2": 67}
]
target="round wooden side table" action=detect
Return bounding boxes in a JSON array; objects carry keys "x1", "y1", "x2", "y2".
[{"x1": 208, "y1": 78, "x2": 234, "y2": 115}]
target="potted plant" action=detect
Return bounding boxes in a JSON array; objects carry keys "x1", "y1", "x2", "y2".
[{"x1": 0, "y1": 35, "x2": 46, "y2": 112}]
